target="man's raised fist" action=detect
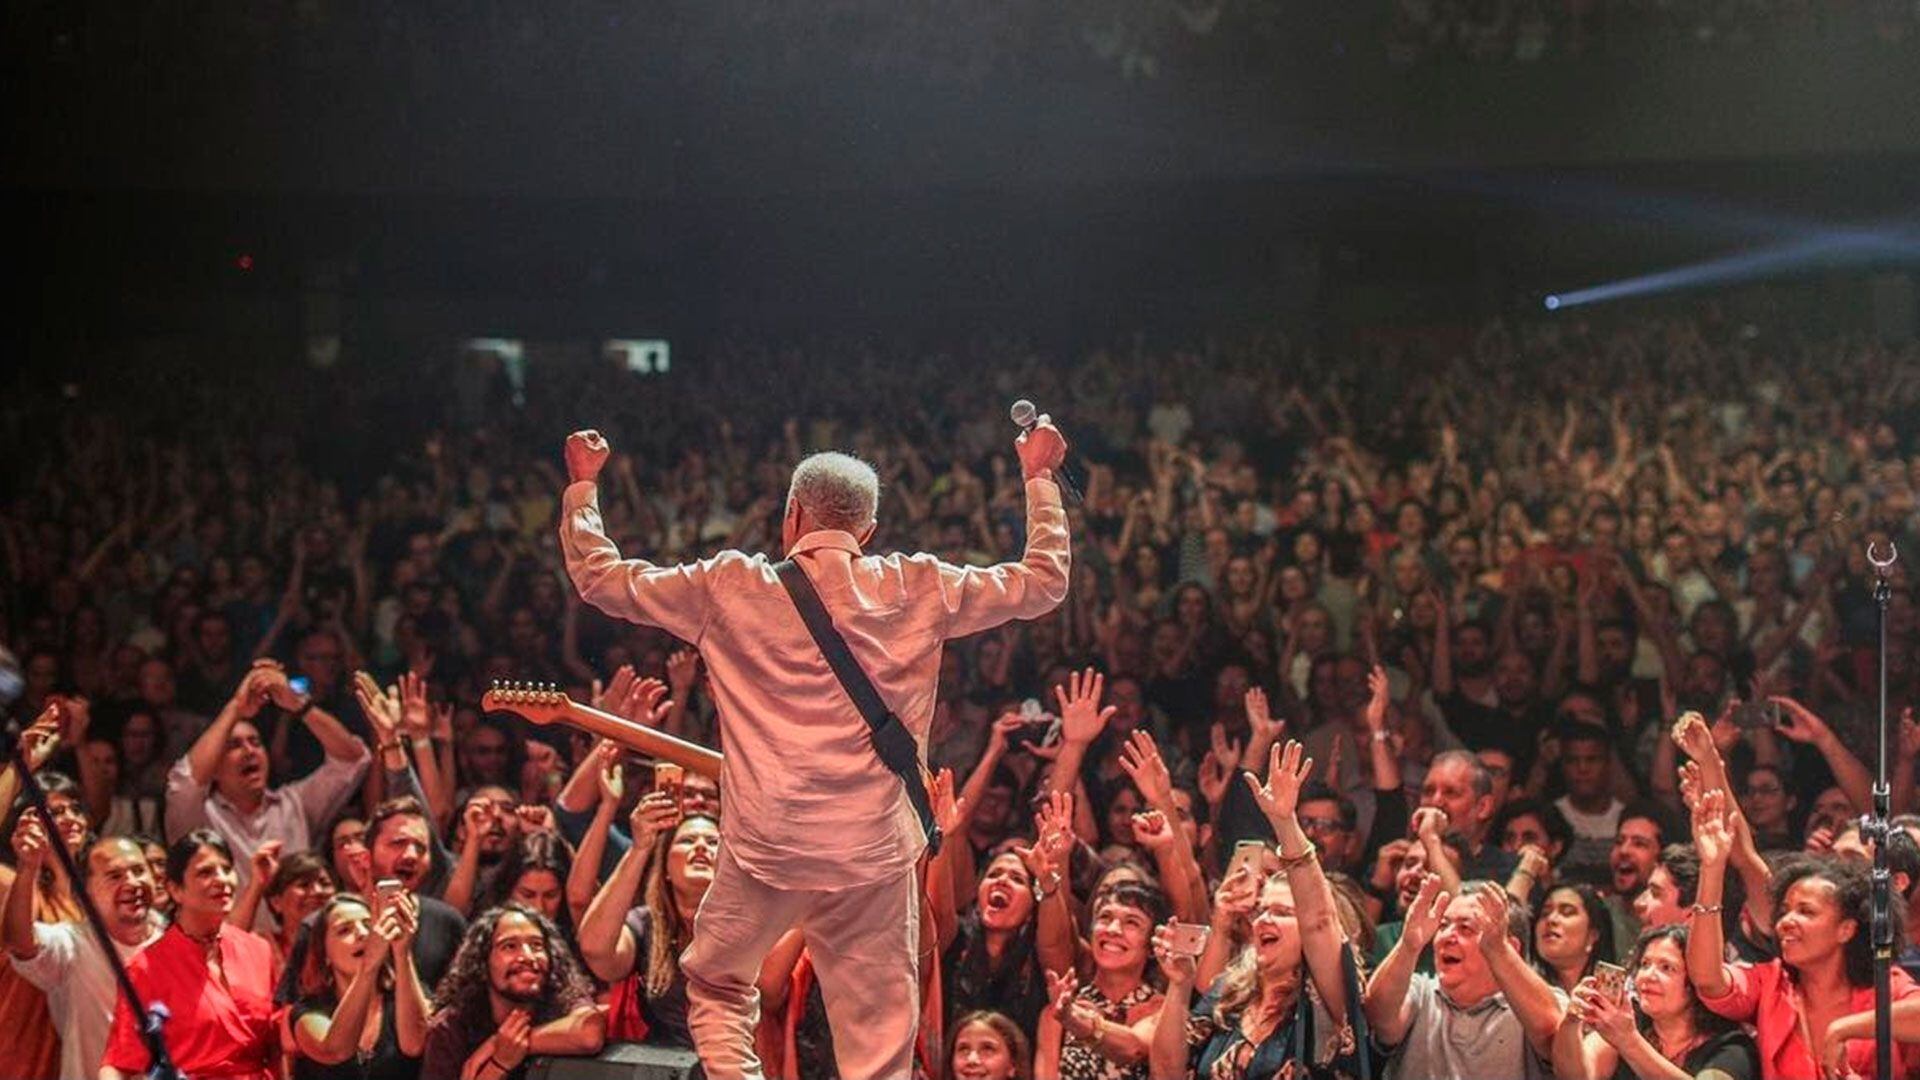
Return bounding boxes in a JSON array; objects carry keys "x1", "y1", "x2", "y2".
[{"x1": 566, "y1": 430, "x2": 611, "y2": 483}]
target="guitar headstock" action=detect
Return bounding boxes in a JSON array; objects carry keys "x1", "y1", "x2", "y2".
[{"x1": 481, "y1": 680, "x2": 575, "y2": 725}]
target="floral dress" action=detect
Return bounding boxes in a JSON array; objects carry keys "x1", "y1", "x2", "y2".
[{"x1": 1060, "y1": 982, "x2": 1159, "y2": 1080}]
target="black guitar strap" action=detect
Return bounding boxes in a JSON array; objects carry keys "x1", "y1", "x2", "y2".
[{"x1": 773, "y1": 559, "x2": 942, "y2": 855}]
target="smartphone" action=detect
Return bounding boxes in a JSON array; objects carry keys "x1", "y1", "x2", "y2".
[
  {"x1": 288, "y1": 676, "x2": 311, "y2": 697},
  {"x1": 375, "y1": 878, "x2": 403, "y2": 898},
  {"x1": 1164, "y1": 921, "x2": 1212, "y2": 958},
  {"x1": 1227, "y1": 840, "x2": 1268, "y2": 880},
  {"x1": 1592, "y1": 961, "x2": 1627, "y2": 1002},
  {"x1": 655, "y1": 762, "x2": 685, "y2": 800}
]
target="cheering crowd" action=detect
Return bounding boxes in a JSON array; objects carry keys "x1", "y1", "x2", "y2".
[{"x1": 5, "y1": 298, "x2": 1920, "y2": 1079}]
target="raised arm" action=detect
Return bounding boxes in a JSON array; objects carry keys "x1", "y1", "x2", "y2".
[
  {"x1": 557, "y1": 430, "x2": 712, "y2": 642},
  {"x1": 1246, "y1": 740, "x2": 1350, "y2": 1021},
  {"x1": 3, "y1": 812, "x2": 49, "y2": 960},
  {"x1": 937, "y1": 420, "x2": 1071, "y2": 638},
  {"x1": 578, "y1": 791, "x2": 681, "y2": 983},
  {"x1": 1365, "y1": 873, "x2": 1447, "y2": 1047},
  {"x1": 1144, "y1": 922, "x2": 1190, "y2": 1068},
  {"x1": 1685, "y1": 789, "x2": 1737, "y2": 1001},
  {"x1": 1772, "y1": 695, "x2": 1874, "y2": 813},
  {"x1": 1472, "y1": 886, "x2": 1566, "y2": 1057},
  {"x1": 295, "y1": 916, "x2": 392, "y2": 1066}
]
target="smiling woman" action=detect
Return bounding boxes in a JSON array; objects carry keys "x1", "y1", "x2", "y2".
[{"x1": 100, "y1": 830, "x2": 280, "y2": 1080}]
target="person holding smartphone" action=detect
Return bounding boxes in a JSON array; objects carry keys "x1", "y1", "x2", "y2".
[
  {"x1": 1551, "y1": 924, "x2": 1756, "y2": 1080},
  {"x1": 1147, "y1": 740, "x2": 1362, "y2": 1080}
]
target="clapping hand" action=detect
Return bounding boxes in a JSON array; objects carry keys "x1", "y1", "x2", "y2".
[
  {"x1": 1401, "y1": 873, "x2": 1450, "y2": 950},
  {"x1": 1468, "y1": 886, "x2": 1514, "y2": 958}
]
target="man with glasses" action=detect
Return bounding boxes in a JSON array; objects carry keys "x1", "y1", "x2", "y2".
[{"x1": 1296, "y1": 783, "x2": 1361, "y2": 875}]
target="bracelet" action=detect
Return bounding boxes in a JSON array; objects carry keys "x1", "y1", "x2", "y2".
[
  {"x1": 1276, "y1": 841, "x2": 1319, "y2": 872},
  {"x1": 487, "y1": 1057, "x2": 509, "y2": 1076},
  {"x1": 1370, "y1": 730, "x2": 1392, "y2": 743},
  {"x1": 1691, "y1": 903, "x2": 1723, "y2": 917}
]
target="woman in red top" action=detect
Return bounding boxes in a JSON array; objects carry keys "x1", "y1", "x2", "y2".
[
  {"x1": 1686, "y1": 790, "x2": 1920, "y2": 1080},
  {"x1": 102, "y1": 828, "x2": 280, "y2": 1080}
]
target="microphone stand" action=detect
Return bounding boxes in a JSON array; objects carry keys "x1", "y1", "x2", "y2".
[
  {"x1": 6, "y1": 745, "x2": 186, "y2": 1080},
  {"x1": 1864, "y1": 540, "x2": 1897, "y2": 1080}
]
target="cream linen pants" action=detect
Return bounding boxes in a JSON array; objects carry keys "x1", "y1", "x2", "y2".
[{"x1": 682, "y1": 848, "x2": 920, "y2": 1080}]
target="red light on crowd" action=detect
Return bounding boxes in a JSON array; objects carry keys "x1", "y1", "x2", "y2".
[{"x1": 236, "y1": 253, "x2": 255, "y2": 272}]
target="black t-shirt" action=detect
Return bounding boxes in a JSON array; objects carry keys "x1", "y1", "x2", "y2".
[
  {"x1": 291, "y1": 989, "x2": 418, "y2": 1080},
  {"x1": 1608, "y1": 1027, "x2": 1757, "y2": 1080},
  {"x1": 277, "y1": 896, "x2": 467, "y2": 1005},
  {"x1": 942, "y1": 914, "x2": 1047, "y2": 1040},
  {"x1": 623, "y1": 906, "x2": 692, "y2": 1048}
]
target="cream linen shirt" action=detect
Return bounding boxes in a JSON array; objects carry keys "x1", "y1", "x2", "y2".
[{"x1": 560, "y1": 477, "x2": 1069, "y2": 891}]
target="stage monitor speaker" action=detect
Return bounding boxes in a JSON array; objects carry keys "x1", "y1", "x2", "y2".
[{"x1": 527, "y1": 1043, "x2": 700, "y2": 1080}]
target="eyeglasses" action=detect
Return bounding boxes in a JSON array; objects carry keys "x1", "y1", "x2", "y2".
[
  {"x1": 1744, "y1": 785, "x2": 1784, "y2": 798},
  {"x1": 1299, "y1": 815, "x2": 1347, "y2": 833}
]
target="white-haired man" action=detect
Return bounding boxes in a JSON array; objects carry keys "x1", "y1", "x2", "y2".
[{"x1": 558, "y1": 422, "x2": 1070, "y2": 1080}]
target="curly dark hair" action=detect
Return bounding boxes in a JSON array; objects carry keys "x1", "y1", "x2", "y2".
[
  {"x1": 430, "y1": 903, "x2": 595, "y2": 1021},
  {"x1": 1770, "y1": 856, "x2": 1898, "y2": 988}
]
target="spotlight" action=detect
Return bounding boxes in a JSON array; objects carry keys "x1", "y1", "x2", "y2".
[{"x1": 1543, "y1": 295, "x2": 1561, "y2": 311}]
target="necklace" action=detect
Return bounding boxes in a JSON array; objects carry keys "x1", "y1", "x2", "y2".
[{"x1": 179, "y1": 923, "x2": 221, "y2": 950}]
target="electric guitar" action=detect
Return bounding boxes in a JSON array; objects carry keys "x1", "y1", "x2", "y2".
[{"x1": 480, "y1": 681, "x2": 723, "y2": 779}]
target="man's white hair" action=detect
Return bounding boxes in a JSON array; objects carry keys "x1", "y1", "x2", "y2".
[{"x1": 787, "y1": 452, "x2": 880, "y2": 533}]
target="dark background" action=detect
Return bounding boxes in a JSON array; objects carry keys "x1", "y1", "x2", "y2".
[{"x1": 7, "y1": 2, "x2": 1919, "y2": 363}]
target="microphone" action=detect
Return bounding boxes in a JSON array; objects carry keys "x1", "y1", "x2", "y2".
[{"x1": 1010, "y1": 399, "x2": 1085, "y2": 503}]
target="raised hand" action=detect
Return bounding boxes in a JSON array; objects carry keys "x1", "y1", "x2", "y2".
[
  {"x1": 1244, "y1": 739, "x2": 1314, "y2": 824},
  {"x1": 1131, "y1": 808, "x2": 1177, "y2": 853},
  {"x1": 1469, "y1": 886, "x2": 1514, "y2": 957},
  {"x1": 1151, "y1": 922, "x2": 1199, "y2": 985},
  {"x1": 1515, "y1": 844, "x2": 1550, "y2": 883},
  {"x1": 666, "y1": 649, "x2": 700, "y2": 697},
  {"x1": 1244, "y1": 686, "x2": 1284, "y2": 746},
  {"x1": 1401, "y1": 873, "x2": 1450, "y2": 949},
  {"x1": 1197, "y1": 743, "x2": 1235, "y2": 810},
  {"x1": 1053, "y1": 667, "x2": 1115, "y2": 747},
  {"x1": 18, "y1": 705, "x2": 61, "y2": 772},
  {"x1": 930, "y1": 768, "x2": 969, "y2": 837},
  {"x1": 353, "y1": 671, "x2": 400, "y2": 742},
  {"x1": 10, "y1": 811, "x2": 50, "y2": 868},
  {"x1": 1677, "y1": 760, "x2": 1706, "y2": 813},
  {"x1": 618, "y1": 677, "x2": 674, "y2": 728},
  {"x1": 628, "y1": 790, "x2": 682, "y2": 849},
  {"x1": 251, "y1": 839, "x2": 284, "y2": 887},
  {"x1": 377, "y1": 890, "x2": 419, "y2": 951},
  {"x1": 1117, "y1": 730, "x2": 1174, "y2": 808},
  {"x1": 1770, "y1": 695, "x2": 1832, "y2": 746},
  {"x1": 1571, "y1": 977, "x2": 1637, "y2": 1049},
  {"x1": 984, "y1": 711, "x2": 1026, "y2": 759},
  {"x1": 1691, "y1": 788, "x2": 1738, "y2": 868},
  {"x1": 1211, "y1": 863, "x2": 1259, "y2": 929},
  {"x1": 1363, "y1": 665, "x2": 1391, "y2": 732},
  {"x1": 514, "y1": 804, "x2": 557, "y2": 836},
  {"x1": 1670, "y1": 710, "x2": 1716, "y2": 763},
  {"x1": 565, "y1": 430, "x2": 611, "y2": 484},
  {"x1": 592, "y1": 665, "x2": 637, "y2": 712},
  {"x1": 1015, "y1": 416, "x2": 1068, "y2": 482},
  {"x1": 397, "y1": 670, "x2": 431, "y2": 738},
  {"x1": 593, "y1": 741, "x2": 625, "y2": 805}
]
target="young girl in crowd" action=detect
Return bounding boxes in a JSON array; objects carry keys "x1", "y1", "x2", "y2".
[{"x1": 952, "y1": 1010, "x2": 1037, "y2": 1080}]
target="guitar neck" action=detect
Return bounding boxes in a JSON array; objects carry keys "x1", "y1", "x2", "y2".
[{"x1": 556, "y1": 702, "x2": 723, "y2": 780}]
